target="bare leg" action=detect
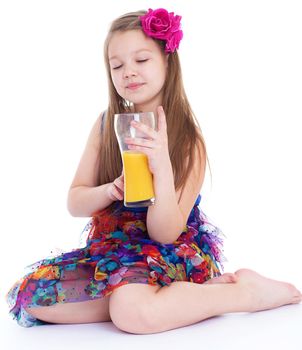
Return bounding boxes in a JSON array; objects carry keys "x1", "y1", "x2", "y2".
[
  {"x1": 25, "y1": 297, "x2": 111, "y2": 324},
  {"x1": 147, "y1": 268, "x2": 302, "y2": 334}
]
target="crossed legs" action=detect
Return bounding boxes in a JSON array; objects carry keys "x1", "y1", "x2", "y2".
[{"x1": 24, "y1": 268, "x2": 301, "y2": 333}]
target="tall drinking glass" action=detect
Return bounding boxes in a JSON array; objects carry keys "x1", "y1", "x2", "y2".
[{"x1": 114, "y1": 112, "x2": 156, "y2": 208}]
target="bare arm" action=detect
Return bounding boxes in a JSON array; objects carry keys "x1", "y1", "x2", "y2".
[
  {"x1": 147, "y1": 141, "x2": 205, "y2": 244},
  {"x1": 146, "y1": 162, "x2": 184, "y2": 244},
  {"x1": 67, "y1": 113, "x2": 116, "y2": 217},
  {"x1": 68, "y1": 184, "x2": 114, "y2": 217}
]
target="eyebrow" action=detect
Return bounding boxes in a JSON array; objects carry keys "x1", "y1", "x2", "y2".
[{"x1": 109, "y1": 49, "x2": 152, "y2": 61}]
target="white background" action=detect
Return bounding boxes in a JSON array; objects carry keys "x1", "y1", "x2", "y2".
[{"x1": 0, "y1": 0, "x2": 301, "y2": 329}]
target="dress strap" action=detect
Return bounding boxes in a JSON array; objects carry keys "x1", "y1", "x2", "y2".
[{"x1": 100, "y1": 110, "x2": 107, "y2": 134}]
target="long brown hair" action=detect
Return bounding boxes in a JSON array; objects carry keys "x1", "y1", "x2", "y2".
[{"x1": 97, "y1": 10, "x2": 212, "y2": 202}]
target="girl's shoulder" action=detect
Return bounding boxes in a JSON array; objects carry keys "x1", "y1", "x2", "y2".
[{"x1": 85, "y1": 110, "x2": 107, "y2": 149}]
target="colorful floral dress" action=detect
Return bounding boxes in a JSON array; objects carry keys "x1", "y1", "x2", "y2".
[{"x1": 6, "y1": 194, "x2": 226, "y2": 327}]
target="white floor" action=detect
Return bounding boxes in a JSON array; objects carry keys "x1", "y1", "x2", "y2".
[{"x1": 1, "y1": 300, "x2": 301, "y2": 350}]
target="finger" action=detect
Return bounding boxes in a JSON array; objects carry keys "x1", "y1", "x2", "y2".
[
  {"x1": 126, "y1": 146, "x2": 151, "y2": 158},
  {"x1": 113, "y1": 177, "x2": 121, "y2": 187},
  {"x1": 108, "y1": 185, "x2": 119, "y2": 201},
  {"x1": 126, "y1": 137, "x2": 154, "y2": 149},
  {"x1": 114, "y1": 178, "x2": 124, "y2": 191},
  {"x1": 116, "y1": 182, "x2": 124, "y2": 192},
  {"x1": 157, "y1": 105, "x2": 167, "y2": 133},
  {"x1": 130, "y1": 120, "x2": 157, "y2": 139},
  {"x1": 114, "y1": 186, "x2": 123, "y2": 200}
]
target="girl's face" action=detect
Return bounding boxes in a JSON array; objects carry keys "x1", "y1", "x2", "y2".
[{"x1": 108, "y1": 29, "x2": 168, "y2": 112}]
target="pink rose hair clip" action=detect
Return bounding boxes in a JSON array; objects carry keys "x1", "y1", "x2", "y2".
[{"x1": 140, "y1": 8, "x2": 183, "y2": 54}]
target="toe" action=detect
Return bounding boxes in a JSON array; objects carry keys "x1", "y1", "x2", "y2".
[
  {"x1": 231, "y1": 274, "x2": 239, "y2": 282},
  {"x1": 224, "y1": 273, "x2": 238, "y2": 283}
]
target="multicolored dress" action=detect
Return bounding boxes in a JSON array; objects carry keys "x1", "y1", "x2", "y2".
[{"x1": 6, "y1": 194, "x2": 226, "y2": 327}]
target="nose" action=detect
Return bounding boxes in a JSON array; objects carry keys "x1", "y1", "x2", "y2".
[{"x1": 122, "y1": 63, "x2": 137, "y2": 79}]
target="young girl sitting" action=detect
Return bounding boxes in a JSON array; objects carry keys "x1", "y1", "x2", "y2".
[{"x1": 6, "y1": 8, "x2": 301, "y2": 334}]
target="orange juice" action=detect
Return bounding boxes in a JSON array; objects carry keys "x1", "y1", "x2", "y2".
[{"x1": 122, "y1": 150, "x2": 155, "y2": 204}]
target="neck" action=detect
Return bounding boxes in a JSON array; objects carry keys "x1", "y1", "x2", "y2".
[{"x1": 132, "y1": 95, "x2": 163, "y2": 118}]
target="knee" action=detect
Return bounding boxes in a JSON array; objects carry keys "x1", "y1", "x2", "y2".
[{"x1": 109, "y1": 290, "x2": 157, "y2": 334}]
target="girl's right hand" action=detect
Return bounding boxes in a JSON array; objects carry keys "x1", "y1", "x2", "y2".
[{"x1": 106, "y1": 171, "x2": 124, "y2": 201}]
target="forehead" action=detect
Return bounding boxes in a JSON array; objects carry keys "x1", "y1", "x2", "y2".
[{"x1": 108, "y1": 30, "x2": 161, "y2": 60}]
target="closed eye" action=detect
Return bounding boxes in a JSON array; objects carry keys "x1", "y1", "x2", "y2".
[{"x1": 112, "y1": 59, "x2": 149, "y2": 70}]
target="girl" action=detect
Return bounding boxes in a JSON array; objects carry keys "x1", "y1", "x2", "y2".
[{"x1": 6, "y1": 8, "x2": 301, "y2": 334}]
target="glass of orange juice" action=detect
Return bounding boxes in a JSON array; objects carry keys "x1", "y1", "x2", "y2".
[{"x1": 114, "y1": 112, "x2": 156, "y2": 208}]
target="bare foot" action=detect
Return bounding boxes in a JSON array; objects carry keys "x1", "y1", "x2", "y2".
[
  {"x1": 204, "y1": 273, "x2": 238, "y2": 284},
  {"x1": 235, "y1": 268, "x2": 302, "y2": 312}
]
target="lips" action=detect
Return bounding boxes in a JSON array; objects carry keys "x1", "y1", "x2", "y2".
[{"x1": 126, "y1": 83, "x2": 145, "y2": 90}]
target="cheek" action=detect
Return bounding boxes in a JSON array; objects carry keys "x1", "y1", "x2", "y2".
[
  {"x1": 110, "y1": 73, "x2": 118, "y2": 86},
  {"x1": 111, "y1": 73, "x2": 122, "y2": 91},
  {"x1": 151, "y1": 66, "x2": 166, "y2": 89}
]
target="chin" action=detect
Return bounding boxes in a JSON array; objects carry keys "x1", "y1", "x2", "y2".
[{"x1": 126, "y1": 97, "x2": 147, "y2": 106}]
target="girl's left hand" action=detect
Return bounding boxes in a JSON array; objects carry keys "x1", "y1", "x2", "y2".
[{"x1": 124, "y1": 105, "x2": 171, "y2": 176}]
